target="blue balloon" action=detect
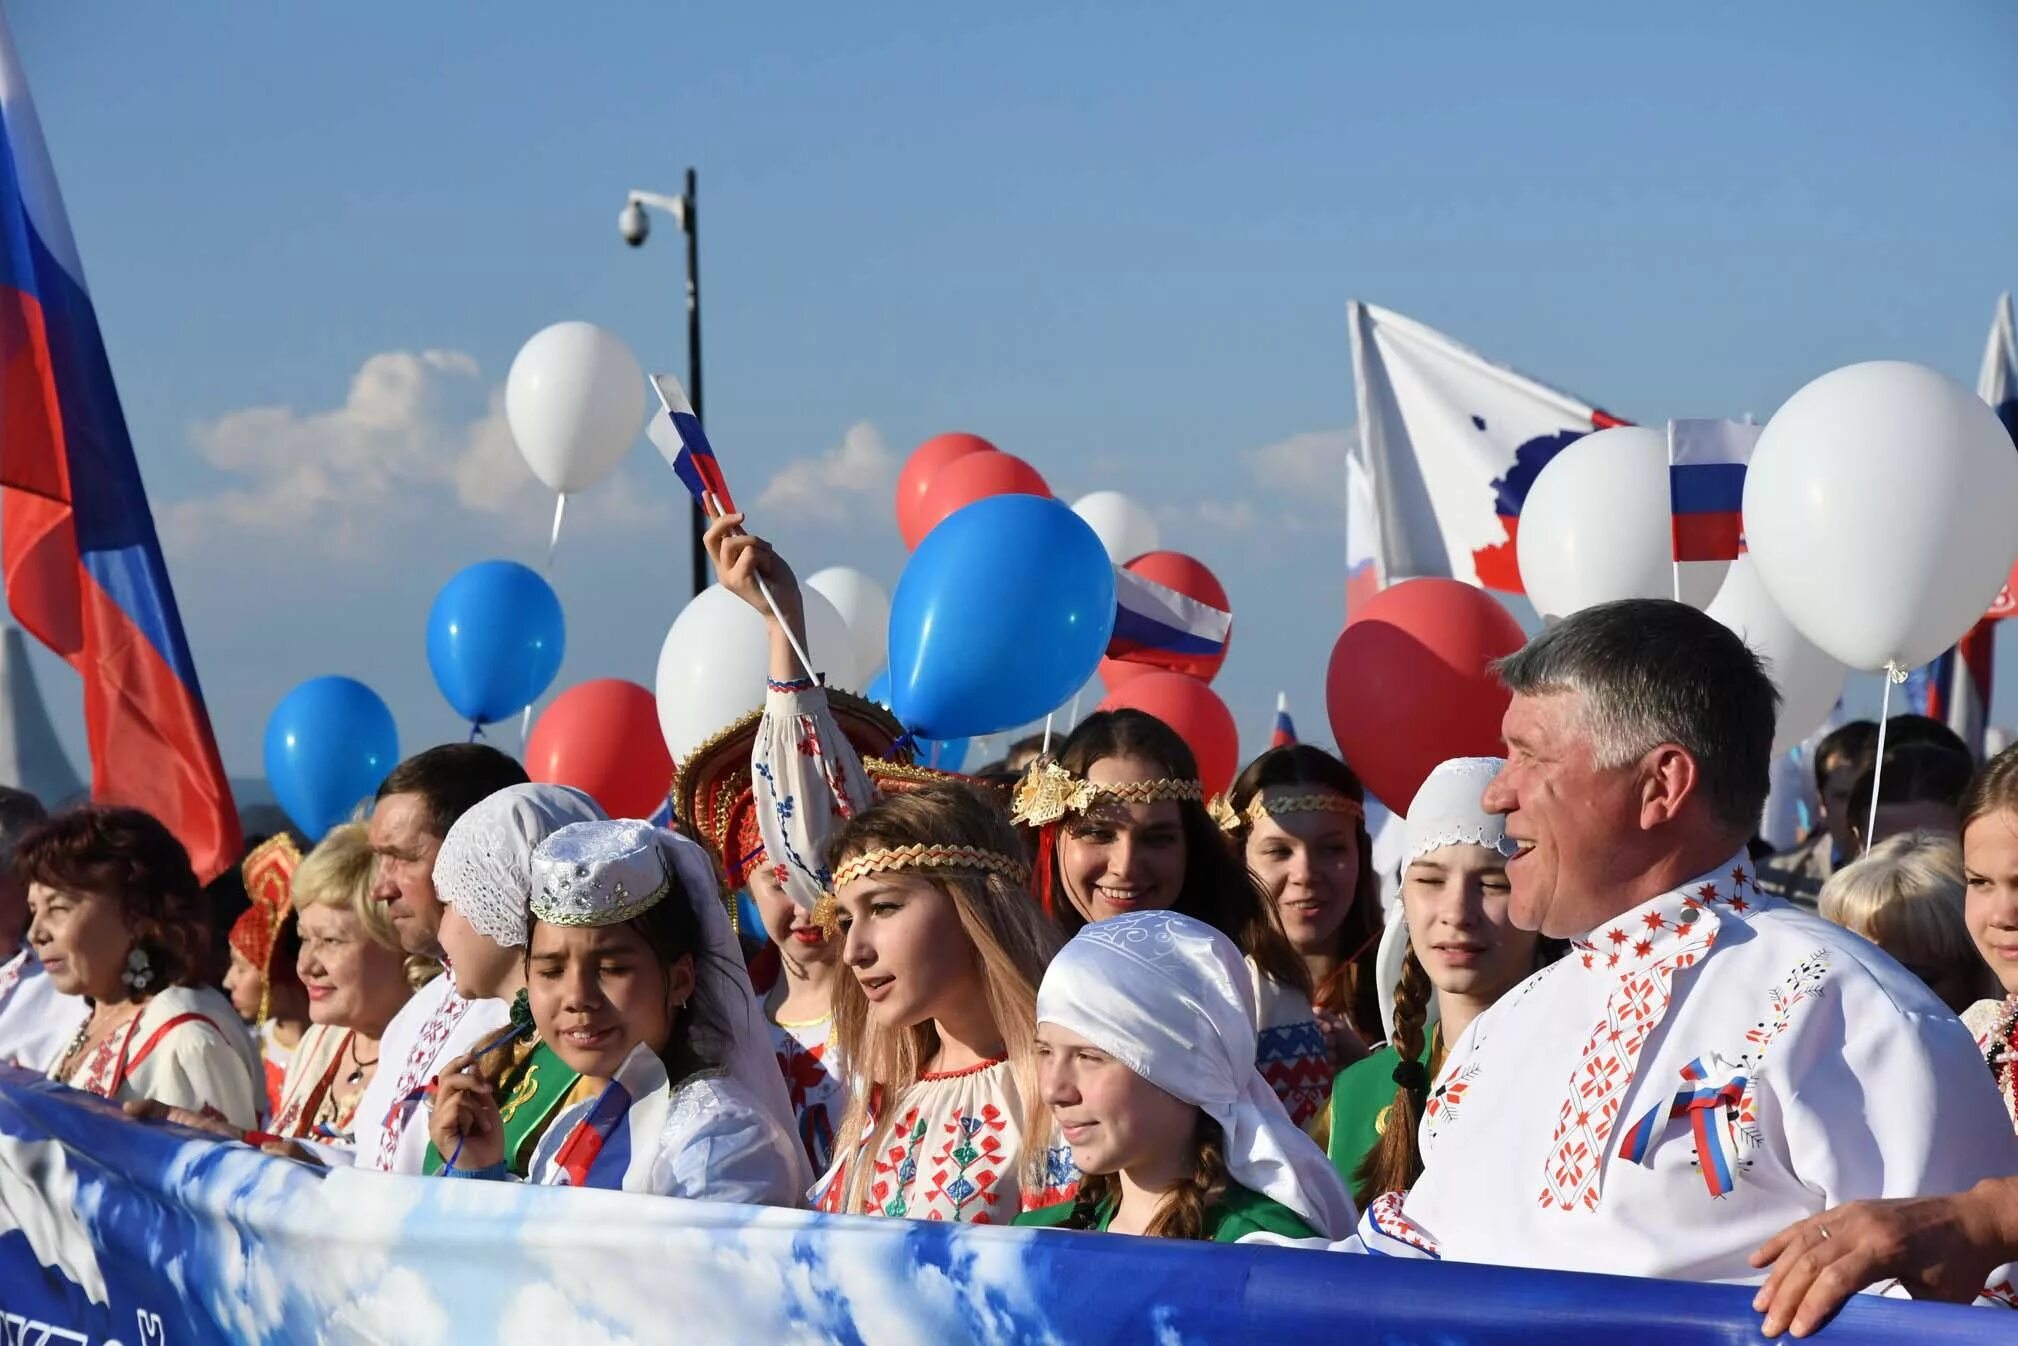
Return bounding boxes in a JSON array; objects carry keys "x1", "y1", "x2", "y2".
[
  {"x1": 920, "y1": 736, "x2": 970, "y2": 772},
  {"x1": 865, "y1": 667, "x2": 892, "y2": 711},
  {"x1": 264, "y1": 677, "x2": 400, "y2": 840},
  {"x1": 888, "y1": 495, "x2": 1116, "y2": 739},
  {"x1": 426, "y1": 560, "x2": 566, "y2": 726}
]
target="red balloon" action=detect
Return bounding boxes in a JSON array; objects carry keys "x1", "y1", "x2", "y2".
[
  {"x1": 1098, "y1": 550, "x2": 1233, "y2": 687},
  {"x1": 896, "y1": 433, "x2": 998, "y2": 549},
  {"x1": 909, "y1": 451, "x2": 1050, "y2": 548},
  {"x1": 526, "y1": 679, "x2": 674, "y2": 820},
  {"x1": 1098, "y1": 671, "x2": 1240, "y2": 796},
  {"x1": 1325, "y1": 578, "x2": 1527, "y2": 813}
]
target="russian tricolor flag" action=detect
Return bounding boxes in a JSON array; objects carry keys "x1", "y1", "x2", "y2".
[
  {"x1": 1107, "y1": 566, "x2": 1231, "y2": 670},
  {"x1": 648, "y1": 373, "x2": 737, "y2": 516},
  {"x1": 1270, "y1": 692, "x2": 1297, "y2": 749},
  {"x1": 1667, "y1": 419, "x2": 1760, "y2": 564},
  {"x1": 0, "y1": 14, "x2": 239, "y2": 878}
]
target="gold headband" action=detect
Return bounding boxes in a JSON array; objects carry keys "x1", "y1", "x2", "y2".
[
  {"x1": 1008, "y1": 759, "x2": 1205, "y2": 828},
  {"x1": 1208, "y1": 789, "x2": 1365, "y2": 833},
  {"x1": 811, "y1": 844, "x2": 1032, "y2": 934}
]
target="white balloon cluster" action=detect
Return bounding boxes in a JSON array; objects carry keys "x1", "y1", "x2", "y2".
[
  {"x1": 505, "y1": 321, "x2": 646, "y2": 496},
  {"x1": 654, "y1": 584, "x2": 860, "y2": 764}
]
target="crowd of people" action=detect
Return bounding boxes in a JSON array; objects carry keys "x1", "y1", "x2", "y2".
[{"x1": 3, "y1": 522, "x2": 2018, "y2": 1338}]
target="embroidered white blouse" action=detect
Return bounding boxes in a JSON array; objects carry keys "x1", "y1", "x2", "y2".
[
  {"x1": 1386, "y1": 858, "x2": 2018, "y2": 1285},
  {"x1": 350, "y1": 971, "x2": 510, "y2": 1173},
  {"x1": 1248, "y1": 960, "x2": 1332, "y2": 1129},
  {"x1": 518, "y1": 1042, "x2": 806, "y2": 1205},
  {"x1": 52, "y1": 984, "x2": 262, "y2": 1131},
  {"x1": 812, "y1": 1056, "x2": 1079, "y2": 1223},
  {"x1": 752, "y1": 681, "x2": 878, "y2": 913}
]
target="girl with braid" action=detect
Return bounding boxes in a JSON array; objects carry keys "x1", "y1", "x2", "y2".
[
  {"x1": 1016, "y1": 910, "x2": 1355, "y2": 1242},
  {"x1": 1320, "y1": 758, "x2": 1558, "y2": 1208}
]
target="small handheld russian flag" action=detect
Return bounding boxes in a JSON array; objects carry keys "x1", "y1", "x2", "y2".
[
  {"x1": 648, "y1": 374, "x2": 736, "y2": 516},
  {"x1": 1271, "y1": 692, "x2": 1297, "y2": 748},
  {"x1": 1107, "y1": 567, "x2": 1232, "y2": 670},
  {"x1": 1666, "y1": 419, "x2": 1760, "y2": 563}
]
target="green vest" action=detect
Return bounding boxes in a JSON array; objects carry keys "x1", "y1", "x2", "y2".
[
  {"x1": 1324, "y1": 1033, "x2": 1437, "y2": 1187},
  {"x1": 1013, "y1": 1181, "x2": 1317, "y2": 1242},
  {"x1": 423, "y1": 1036, "x2": 583, "y2": 1178}
]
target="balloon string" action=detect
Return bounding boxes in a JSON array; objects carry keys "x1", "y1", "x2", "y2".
[
  {"x1": 468, "y1": 721, "x2": 485, "y2": 745},
  {"x1": 1041, "y1": 713, "x2": 1055, "y2": 757},
  {"x1": 548, "y1": 494, "x2": 567, "y2": 567},
  {"x1": 1863, "y1": 664, "x2": 1905, "y2": 856}
]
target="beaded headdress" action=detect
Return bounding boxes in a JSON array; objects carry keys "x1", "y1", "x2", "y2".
[
  {"x1": 811, "y1": 842, "x2": 1031, "y2": 935},
  {"x1": 1008, "y1": 759, "x2": 1205, "y2": 829},
  {"x1": 1207, "y1": 788, "x2": 1365, "y2": 833},
  {"x1": 230, "y1": 835, "x2": 302, "y2": 1024},
  {"x1": 531, "y1": 819, "x2": 677, "y2": 928}
]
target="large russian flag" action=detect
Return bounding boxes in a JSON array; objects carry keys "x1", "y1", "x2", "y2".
[{"x1": 0, "y1": 14, "x2": 239, "y2": 878}]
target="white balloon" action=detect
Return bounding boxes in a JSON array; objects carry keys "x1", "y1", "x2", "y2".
[
  {"x1": 654, "y1": 584, "x2": 858, "y2": 763},
  {"x1": 505, "y1": 321, "x2": 646, "y2": 495},
  {"x1": 1705, "y1": 556, "x2": 1849, "y2": 756},
  {"x1": 1744, "y1": 360, "x2": 2018, "y2": 672},
  {"x1": 1071, "y1": 491, "x2": 1161, "y2": 565},
  {"x1": 806, "y1": 567, "x2": 891, "y2": 682},
  {"x1": 1516, "y1": 427, "x2": 1727, "y2": 619}
]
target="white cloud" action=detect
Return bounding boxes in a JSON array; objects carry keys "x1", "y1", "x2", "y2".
[
  {"x1": 756, "y1": 421, "x2": 895, "y2": 525},
  {"x1": 1248, "y1": 428, "x2": 1349, "y2": 500},
  {"x1": 160, "y1": 348, "x2": 670, "y2": 560}
]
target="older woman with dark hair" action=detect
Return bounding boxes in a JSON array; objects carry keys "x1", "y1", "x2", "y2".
[{"x1": 22, "y1": 806, "x2": 262, "y2": 1129}]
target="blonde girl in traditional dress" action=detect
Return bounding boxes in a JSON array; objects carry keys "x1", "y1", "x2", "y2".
[{"x1": 814, "y1": 783, "x2": 1078, "y2": 1222}]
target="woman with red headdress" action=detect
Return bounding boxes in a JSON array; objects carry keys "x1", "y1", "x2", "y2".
[{"x1": 222, "y1": 835, "x2": 309, "y2": 1123}]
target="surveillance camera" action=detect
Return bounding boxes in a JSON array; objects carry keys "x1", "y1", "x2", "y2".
[{"x1": 618, "y1": 201, "x2": 649, "y2": 247}]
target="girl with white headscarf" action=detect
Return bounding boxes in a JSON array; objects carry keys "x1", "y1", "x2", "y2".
[
  {"x1": 430, "y1": 819, "x2": 810, "y2": 1205},
  {"x1": 419, "y1": 783, "x2": 605, "y2": 1176},
  {"x1": 1317, "y1": 757, "x2": 1557, "y2": 1211},
  {"x1": 1016, "y1": 910, "x2": 1357, "y2": 1243}
]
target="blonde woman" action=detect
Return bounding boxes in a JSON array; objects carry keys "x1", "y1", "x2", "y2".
[
  {"x1": 268, "y1": 822, "x2": 418, "y2": 1145},
  {"x1": 814, "y1": 783, "x2": 1077, "y2": 1222},
  {"x1": 1819, "y1": 830, "x2": 1996, "y2": 1015}
]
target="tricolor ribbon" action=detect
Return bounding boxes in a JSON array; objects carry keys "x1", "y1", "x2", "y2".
[
  {"x1": 1616, "y1": 1056, "x2": 1748, "y2": 1197},
  {"x1": 551, "y1": 1079, "x2": 633, "y2": 1188}
]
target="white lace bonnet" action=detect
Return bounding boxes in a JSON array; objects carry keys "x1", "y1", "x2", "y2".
[{"x1": 434, "y1": 783, "x2": 606, "y2": 950}]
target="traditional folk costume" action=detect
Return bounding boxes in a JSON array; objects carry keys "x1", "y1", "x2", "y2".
[
  {"x1": 444, "y1": 819, "x2": 809, "y2": 1203},
  {"x1": 51, "y1": 982, "x2": 263, "y2": 1130},
  {"x1": 423, "y1": 784, "x2": 607, "y2": 1175},
  {"x1": 352, "y1": 968, "x2": 509, "y2": 1173},
  {"x1": 1015, "y1": 760, "x2": 1333, "y2": 1128},
  {"x1": 229, "y1": 835, "x2": 303, "y2": 1121},
  {"x1": 271, "y1": 1023, "x2": 364, "y2": 1142},
  {"x1": 1359, "y1": 855, "x2": 2018, "y2": 1290},
  {"x1": 677, "y1": 679, "x2": 907, "y2": 1174},
  {"x1": 0, "y1": 940, "x2": 86, "y2": 1072},
  {"x1": 1962, "y1": 993, "x2": 2018, "y2": 1133},
  {"x1": 1320, "y1": 758, "x2": 1516, "y2": 1179},
  {"x1": 1016, "y1": 911, "x2": 1357, "y2": 1243},
  {"x1": 799, "y1": 823, "x2": 1077, "y2": 1222}
]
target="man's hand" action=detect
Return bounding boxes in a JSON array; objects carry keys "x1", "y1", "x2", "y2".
[{"x1": 1750, "y1": 1181, "x2": 2018, "y2": 1337}]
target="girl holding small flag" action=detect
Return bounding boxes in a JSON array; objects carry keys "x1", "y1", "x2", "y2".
[{"x1": 428, "y1": 819, "x2": 808, "y2": 1203}]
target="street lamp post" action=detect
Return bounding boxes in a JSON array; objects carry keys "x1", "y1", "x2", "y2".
[{"x1": 620, "y1": 170, "x2": 707, "y2": 597}]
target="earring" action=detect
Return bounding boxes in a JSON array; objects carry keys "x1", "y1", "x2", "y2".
[{"x1": 122, "y1": 946, "x2": 154, "y2": 993}]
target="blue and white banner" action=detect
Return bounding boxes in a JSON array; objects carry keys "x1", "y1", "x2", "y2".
[{"x1": 0, "y1": 1070, "x2": 1996, "y2": 1344}]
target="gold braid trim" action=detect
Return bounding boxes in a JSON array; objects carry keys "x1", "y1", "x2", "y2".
[
  {"x1": 813, "y1": 844, "x2": 1031, "y2": 934},
  {"x1": 1208, "y1": 789, "x2": 1364, "y2": 833},
  {"x1": 1008, "y1": 759, "x2": 1204, "y2": 828}
]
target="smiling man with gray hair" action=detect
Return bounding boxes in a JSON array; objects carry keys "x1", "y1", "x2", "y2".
[{"x1": 1359, "y1": 599, "x2": 2018, "y2": 1301}]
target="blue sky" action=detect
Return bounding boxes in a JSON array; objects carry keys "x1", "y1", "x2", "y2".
[{"x1": 7, "y1": 2, "x2": 2018, "y2": 780}]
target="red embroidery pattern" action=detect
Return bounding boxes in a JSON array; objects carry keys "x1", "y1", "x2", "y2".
[
  {"x1": 1367, "y1": 1190, "x2": 1441, "y2": 1256},
  {"x1": 1539, "y1": 865, "x2": 1757, "y2": 1213},
  {"x1": 375, "y1": 986, "x2": 469, "y2": 1169},
  {"x1": 1423, "y1": 1060, "x2": 1479, "y2": 1144}
]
